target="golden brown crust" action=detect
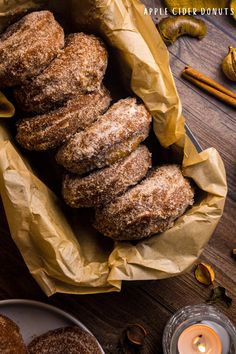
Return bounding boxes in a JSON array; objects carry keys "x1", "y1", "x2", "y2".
[
  {"x1": 0, "y1": 11, "x2": 64, "y2": 88},
  {"x1": 0, "y1": 314, "x2": 27, "y2": 354},
  {"x1": 56, "y1": 98, "x2": 152, "y2": 174},
  {"x1": 16, "y1": 86, "x2": 111, "y2": 150},
  {"x1": 94, "y1": 165, "x2": 194, "y2": 240},
  {"x1": 27, "y1": 326, "x2": 102, "y2": 354},
  {"x1": 14, "y1": 32, "x2": 108, "y2": 113},
  {"x1": 63, "y1": 145, "x2": 151, "y2": 208}
]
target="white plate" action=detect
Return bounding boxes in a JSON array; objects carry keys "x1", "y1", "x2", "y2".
[{"x1": 0, "y1": 299, "x2": 104, "y2": 353}]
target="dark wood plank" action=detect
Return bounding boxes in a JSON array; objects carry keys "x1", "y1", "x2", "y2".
[
  {"x1": 173, "y1": 71, "x2": 236, "y2": 195},
  {"x1": 50, "y1": 288, "x2": 172, "y2": 353},
  {"x1": 142, "y1": 1, "x2": 236, "y2": 348},
  {"x1": 0, "y1": 195, "x2": 170, "y2": 353},
  {"x1": 151, "y1": 0, "x2": 236, "y2": 108}
]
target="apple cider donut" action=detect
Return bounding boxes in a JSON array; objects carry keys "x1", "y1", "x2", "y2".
[
  {"x1": 0, "y1": 11, "x2": 64, "y2": 88},
  {"x1": 16, "y1": 86, "x2": 111, "y2": 150},
  {"x1": 0, "y1": 314, "x2": 27, "y2": 354},
  {"x1": 56, "y1": 98, "x2": 152, "y2": 174},
  {"x1": 94, "y1": 165, "x2": 194, "y2": 241},
  {"x1": 62, "y1": 145, "x2": 151, "y2": 208},
  {"x1": 14, "y1": 32, "x2": 108, "y2": 113},
  {"x1": 27, "y1": 326, "x2": 103, "y2": 354}
]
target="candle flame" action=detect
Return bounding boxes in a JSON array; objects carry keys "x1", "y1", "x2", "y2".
[
  {"x1": 193, "y1": 335, "x2": 207, "y2": 353},
  {"x1": 198, "y1": 344, "x2": 206, "y2": 353}
]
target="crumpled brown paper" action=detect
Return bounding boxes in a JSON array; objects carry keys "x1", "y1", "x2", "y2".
[{"x1": 0, "y1": 0, "x2": 227, "y2": 295}]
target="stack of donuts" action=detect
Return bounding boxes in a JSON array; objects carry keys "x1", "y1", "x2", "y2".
[{"x1": 0, "y1": 10, "x2": 194, "y2": 241}]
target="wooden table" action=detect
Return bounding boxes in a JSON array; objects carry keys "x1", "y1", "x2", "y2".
[{"x1": 0, "y1": 1, "x2": 235, "y2": 353}]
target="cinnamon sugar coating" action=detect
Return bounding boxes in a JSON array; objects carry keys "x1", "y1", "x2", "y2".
[
  {"x1": 62, "y1": 145, "x2": 151, "y2": 208},
  {"x1": 27, "y1": 326, "x2": 102, "y2": 354},
  {"x1": 94, "y1": 165, "x2": 194, "y2": 241},
  {"x1": 16, "y1": 86, "x2": 111, "y2": 150},
  {"x1": 56, "y1": 98, "x2": 152, "y2": 174},
  {"x1": 0, "y1": 314, "x2": 27, "y2": 354},
  {"x1": 0, "y1": 11, "x2": 64, "y2": 88},
  {"x1": 14, "y1": 32, "x2": 108, "y2": 113}
]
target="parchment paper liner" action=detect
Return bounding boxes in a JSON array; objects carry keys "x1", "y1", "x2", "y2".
[{"x1": 0, "y1": 0, "x2": 227, "y2": 295}]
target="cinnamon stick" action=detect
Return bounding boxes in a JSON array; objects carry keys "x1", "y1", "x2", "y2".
[{"x1": 182, "y1": 66, "x2": 236, "y2": 108}]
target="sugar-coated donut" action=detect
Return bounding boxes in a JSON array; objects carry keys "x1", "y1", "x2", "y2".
[
  {"x1": 94, "y1": 165, "x2": 194, "y2": 241},
  {"x1": 16, "y1": 86, "x2": 111, "y2": 150},
  {"x1": 0, "y1": 11, "x2": 64, "y2": 88},
  {"x1": 62, "y1": 145, "x2": 151, "y2": 208},
  {"x1": 56, "y1": 98, "x2": 152, "y2": 174},
  {"x1": 14, "y1": 32, "x2": 108, "y2": 113}
]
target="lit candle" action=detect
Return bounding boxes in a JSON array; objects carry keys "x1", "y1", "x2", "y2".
[
  {"x1": 163, "y1": 304, "x2": 236, "y2": 354},
  {"x1": 177, "y1": 324, "x2": 222, "y2": 354},
  {"x1": 202, "y1": 321, "x2": 230, "y2": 354}
]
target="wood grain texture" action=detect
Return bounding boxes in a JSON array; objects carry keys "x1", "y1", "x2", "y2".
[{"x1": 0, "y1": 1, "x2": 235, "y2": 354}]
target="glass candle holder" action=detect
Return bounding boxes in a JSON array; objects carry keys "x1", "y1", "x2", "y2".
[{"x1": 162, "y1": 304, "x2": 236, "y2": 354}]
